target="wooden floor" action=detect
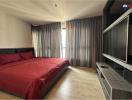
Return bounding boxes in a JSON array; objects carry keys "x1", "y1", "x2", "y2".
[{"x1": 0, "y1": 67, "x2": 105, "y2": 99}]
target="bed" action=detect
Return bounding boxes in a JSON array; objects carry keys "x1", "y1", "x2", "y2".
[{"x1": 0, "y1": 48, "x2": 69, "y2": 99}]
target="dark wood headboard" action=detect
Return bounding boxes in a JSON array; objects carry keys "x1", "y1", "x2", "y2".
[{"x1": 0, "y1": 48, "x2": 34, "y2": 54}]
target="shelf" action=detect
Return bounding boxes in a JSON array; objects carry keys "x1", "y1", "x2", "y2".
[
  {"x1": 103, "y1": 53, "x2": 132, "y2": 72},
  {"x1": 97, "y1": 75, "x2": 110, "y2": 99},
  {"x1": 96, "y1": 62, "x2": 132, "y2": 92},
  {"x1": 96, "y1": 62, "x2": 132, "y2": 99},
  {"x1": 103, "y1": 8, "x2": 132, "y2": 33}
]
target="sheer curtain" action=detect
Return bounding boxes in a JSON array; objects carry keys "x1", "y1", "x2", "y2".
[
  {"x1": 66, "y1": 16, "x2": 102, "y2": 67},
  {"x1": 32, "y1": 23, "x2": 62, "y2": 57}
]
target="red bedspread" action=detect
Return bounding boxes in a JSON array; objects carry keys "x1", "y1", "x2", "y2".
[{"x1": 0, "y1": 58, "x2": 69, "y2": 99}]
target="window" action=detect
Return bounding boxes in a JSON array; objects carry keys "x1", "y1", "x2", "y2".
[{"x1": 61, "y1": 28, "x2": 66, "y2": 58}]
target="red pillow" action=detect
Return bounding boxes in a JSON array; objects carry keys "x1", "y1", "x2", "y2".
[
  {"x1": 0, "y1": 53, "x2": 21, "y2": 65},
  {"x1": 19, "y1": 51, "x2": 33, "y2": 60}
]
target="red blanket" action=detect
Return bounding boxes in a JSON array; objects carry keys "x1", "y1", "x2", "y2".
[{"x1": 0, "y1": 58, "x2": 69, "y2": 99}]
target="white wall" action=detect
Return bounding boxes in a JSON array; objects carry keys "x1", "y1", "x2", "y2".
[{"x1": 0, "y1": 11, "x2": 32, "y2": 48}]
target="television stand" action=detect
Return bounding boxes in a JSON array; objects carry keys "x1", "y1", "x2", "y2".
[{"x1": 96, "y1": 62, "x2": 132, "y2": 99}]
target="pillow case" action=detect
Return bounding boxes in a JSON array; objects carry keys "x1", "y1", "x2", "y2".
[
  {"x1": 0, "y1": 53, "x2": 21, "y2": 65},
  {"x1": 19, "y1": 51, "x2": 33, "y2": 60}
]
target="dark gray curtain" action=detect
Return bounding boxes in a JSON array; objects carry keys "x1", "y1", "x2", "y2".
[
  {"x1": 66, "y1": 16, "x2": 102, "y2": 67},
  {"x1": 32, "y1": 23, "x2": 62, "y2": 58}
]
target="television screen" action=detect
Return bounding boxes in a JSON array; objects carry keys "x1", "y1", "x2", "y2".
[{"x1": 103, "y1": 16, "x2": 129, "y2": 62}]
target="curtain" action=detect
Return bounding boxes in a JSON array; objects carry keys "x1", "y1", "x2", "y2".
[
  {"x1": 66, "y1": 16, "x2": 102, "y2": 67},
  {"x1": 32, "y1": 23, "x2": 62, "y2": 58}
]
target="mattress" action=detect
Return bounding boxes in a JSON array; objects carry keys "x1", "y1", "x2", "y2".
[{"x1": 0, "y1": 57, "x2": 69, "y2": 99}]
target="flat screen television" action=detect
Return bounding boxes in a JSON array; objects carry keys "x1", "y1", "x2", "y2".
[{"x1": 103, "y1": 16, "x2": 129, "y2": 62}]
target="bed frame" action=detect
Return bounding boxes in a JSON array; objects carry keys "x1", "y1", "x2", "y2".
[
  {"x1": 0, "y1": 48, "x2": 69, "y2": 99},
  {"x1": 41, "y1": 65, "x2": 68, "y2": 98}
]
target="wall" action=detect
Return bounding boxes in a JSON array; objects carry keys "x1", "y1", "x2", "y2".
[{"x1": 0, "y1": 11, "x2": 32, "y2": 48}]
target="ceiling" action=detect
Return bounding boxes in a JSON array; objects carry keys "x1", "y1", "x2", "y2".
[{"x1": 0, "y1": 0, "x2": 107, "y2": 25}]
